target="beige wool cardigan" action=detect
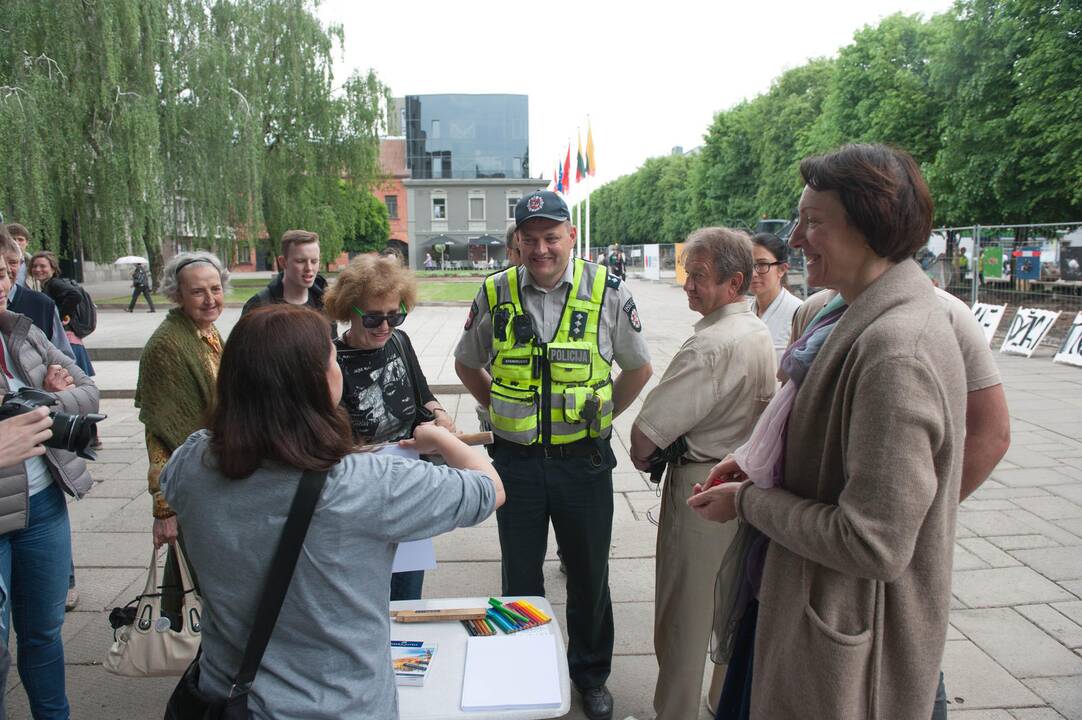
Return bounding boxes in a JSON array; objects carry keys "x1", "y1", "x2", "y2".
[{"x1": 734, "y1": 259, "x2": 967, "y2": 719}]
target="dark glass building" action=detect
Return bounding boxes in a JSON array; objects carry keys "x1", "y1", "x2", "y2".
[{"x1": 404, "y1": 94, "x2": 529, "y2": 180}]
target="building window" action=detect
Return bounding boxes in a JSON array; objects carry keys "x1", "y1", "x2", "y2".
[
  {"x1": 469, "y1": 194, "x2": 485, "y2": 222},
  {"x1": 385, "y1": 195, "x2": 399, "y2": 220},
  {"x1": 432, "y1": 196, "x2": 446, "y2": 220},
  {"x1": 506, "y1": 194, "x2": 521, "y2": 220},
  {"x1": 430, "y1": 119, "x2": 441, "y2": 139}
]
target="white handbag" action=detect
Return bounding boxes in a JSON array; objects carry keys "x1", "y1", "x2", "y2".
[{"x1": 104, "y1": 543, "x2": 202, "y2": 677}]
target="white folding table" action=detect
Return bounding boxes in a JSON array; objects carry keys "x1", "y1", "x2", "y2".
[{"x1": 391, "y1": 595, "x2": 570, "y2": 719}]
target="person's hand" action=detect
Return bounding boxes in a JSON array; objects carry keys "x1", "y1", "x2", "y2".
[
  {"x1": 399, "y1": 423, "x2": 457, "y2": 455},
  {"x1": 704, "y1": 455, "x2": 747, "y2": 489},
  {"x1": 0, "y1": 407, "x2": 52, "y2": 466},
  {"x1": 42, "y1": 364, "x2": 74, "y2": 392},
  {"x1": 631, "y1": 454, "x2": 651, "y2": 472},
  {"x1": 686, "y1": 482, "x2": 741, "y2": 523},
  {"x1": 153, "y1": 516, "x2": 179, "y2": 547},
  {"x1": 432, "y1": 408, "x2": 457, "y2": 433}
]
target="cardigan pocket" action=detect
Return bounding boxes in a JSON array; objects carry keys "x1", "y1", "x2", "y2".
[
  {"x1": 804, "y1": 601, "x2": 872, "y2": 646},
  {"x1": 799, "y1": 602, "x2": 873, "y2": 715}
]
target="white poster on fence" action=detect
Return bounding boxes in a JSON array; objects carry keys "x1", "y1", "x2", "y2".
[
  {"x1": 1000, "y1": 308, "x2": 1061, "y2": 358},
  {"x1": 642, "y1": 244, "x2": 661, "y2": 281},
  {"x1": 1053, "y1": 312, "x2": 1082, "y2": 368},
  {"x1": 971, "y1": 303, "x2": 1007, "y2": 347}
]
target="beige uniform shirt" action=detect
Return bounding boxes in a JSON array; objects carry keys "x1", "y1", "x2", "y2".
[
  {"x1": 635, "y1": 303, "x2": 776, "y2": 462},
  {"x1": 793, "y1": 287, "x2": 1001, "y2": 392}
]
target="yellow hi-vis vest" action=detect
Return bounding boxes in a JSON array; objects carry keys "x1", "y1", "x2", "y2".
[{"x1": 485, "y1": 258, "x2": 614, "y2": 445}]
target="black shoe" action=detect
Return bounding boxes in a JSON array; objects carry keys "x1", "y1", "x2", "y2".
[
  {"x1": 579, "y1": 685, "x2": 613, "y2": 720},
  {"x1": 124, "y1": 308, "x2": 133, "y2": 313}
]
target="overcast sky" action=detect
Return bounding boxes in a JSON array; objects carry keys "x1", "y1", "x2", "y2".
[{"x1": 317, "y1": 0, "x2": 953, "y2": 202}]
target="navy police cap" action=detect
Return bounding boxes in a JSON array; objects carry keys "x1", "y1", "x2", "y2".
[{"x1": 515, "y1": 191, "x2": 570, "y2": 227}]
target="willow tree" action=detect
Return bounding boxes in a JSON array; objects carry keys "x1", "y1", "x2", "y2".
[
  {"x1": 0, "y1": 0, "x2": 166, "y2": 260},
  {"x1": 2, "y1": 0, "x2": 388, "y2": 271},
  {"x1": 160, "y1": 0, "x2": 389, "y2": 265}
]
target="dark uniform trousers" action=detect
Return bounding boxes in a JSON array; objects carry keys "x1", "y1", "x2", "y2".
[{"x1": 492, "y1": 437, "x2": 616, "y2": 691}]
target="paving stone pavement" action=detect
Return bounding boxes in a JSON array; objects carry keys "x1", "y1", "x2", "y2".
[{"x1": 5, "y1": 278, "x2": 1082, "y2": 719}]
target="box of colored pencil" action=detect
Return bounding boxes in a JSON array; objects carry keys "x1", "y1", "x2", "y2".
[
  {"x1": 481, "y1": 598, "x2": 552, "y2": 634},
  {"x1": 460, "y1": 617, "x2": 497, "y2": 637}
]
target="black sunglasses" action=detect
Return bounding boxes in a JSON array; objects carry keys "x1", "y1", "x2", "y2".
[{"x1": 351, "y1": 303, "x2": 407, "y2": 329}]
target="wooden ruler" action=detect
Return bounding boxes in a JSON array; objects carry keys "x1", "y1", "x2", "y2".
[{"x1": 391, "y1": 607, "x2": 489, "y2": 623}]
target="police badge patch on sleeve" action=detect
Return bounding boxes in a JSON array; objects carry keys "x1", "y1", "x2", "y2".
[
  {"x1": 623, "y1": 298, "x2": 642, "y2": 332},
  {"x1": 464, "y1": 299, "x2": 479, "y2": 330}
]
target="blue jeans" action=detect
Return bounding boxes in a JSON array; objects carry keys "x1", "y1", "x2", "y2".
[{"x1": 0, "y1": 483, "x2": 72, "y2": 719}]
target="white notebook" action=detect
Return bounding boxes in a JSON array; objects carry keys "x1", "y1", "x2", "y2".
[{"x1": 460, "y1": 634, "x2": 562, "y2": 711}]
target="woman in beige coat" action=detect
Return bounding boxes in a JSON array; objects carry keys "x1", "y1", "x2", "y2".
[{"x1": 690, "y1": 144, "x2": 967, "y2": 720}]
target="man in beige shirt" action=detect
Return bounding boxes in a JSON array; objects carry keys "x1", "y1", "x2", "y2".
[{"x1": 630, "y1": 227, "x2": 776, "y2": 720}]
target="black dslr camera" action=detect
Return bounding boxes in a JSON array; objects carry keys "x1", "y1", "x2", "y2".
[{"x1": 0, "y1": 388, "x2": 106, "y2": 460}]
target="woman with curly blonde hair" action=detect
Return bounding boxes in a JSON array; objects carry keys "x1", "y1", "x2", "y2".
[{"x1": 324, "y1": 253, "x2": 457, "y2": 600}]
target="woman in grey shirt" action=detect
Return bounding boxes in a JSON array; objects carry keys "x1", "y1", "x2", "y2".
[{"x1": 161, "y1": 305, "x2": 504, "y2": 719}]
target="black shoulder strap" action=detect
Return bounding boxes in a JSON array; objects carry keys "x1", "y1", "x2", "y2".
[
  {"x1": 389, "y1": 329, "x2": 424, "y2": 410},
  {"x1": 231, "y1": 468, "x2": 328, "y2": 692}
]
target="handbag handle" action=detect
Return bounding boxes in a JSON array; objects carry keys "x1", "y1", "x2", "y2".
[
  {"x1": 228, "y1": 468, "x2": 328, "y2": 696},
  {"x1": 171, "y1": 542, "x2": 199, "y2": 611}
]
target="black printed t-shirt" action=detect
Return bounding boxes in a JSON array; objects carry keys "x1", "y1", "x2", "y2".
[{"x1": 334, "y1": 330, "x2": 436, "y2": 444}]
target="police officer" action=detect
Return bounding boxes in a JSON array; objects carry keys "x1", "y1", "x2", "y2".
[{"x1": 455, "y1": 191, "x2": 652, "y2": 720}]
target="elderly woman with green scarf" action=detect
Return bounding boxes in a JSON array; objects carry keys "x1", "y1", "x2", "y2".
[{"x1": 135, "y1": 251, "x2": 228, "y2": 621}]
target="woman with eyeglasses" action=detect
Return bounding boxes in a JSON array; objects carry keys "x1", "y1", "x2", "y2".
[
  {"x1": 323, "y1": 253, "x2": 457, "y2": 601},
  {"x1": 747, "y1": 233, "x2": 803, "y2": 364}
]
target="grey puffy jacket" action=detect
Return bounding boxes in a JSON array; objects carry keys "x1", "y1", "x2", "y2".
[{"x1": 0, "y1": 311, "x2": 99, "y2": 534}]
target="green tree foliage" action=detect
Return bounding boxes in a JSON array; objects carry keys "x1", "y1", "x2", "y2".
[
  {"x1": 0, "y1": 0, "x2": 388, "y2": 269},
  {"x1": 339, "y1": 181, "x2": 390, "y2": 254},
  {"x1": 587, "y1": 0, "x2": 1082, "y2": 243}
]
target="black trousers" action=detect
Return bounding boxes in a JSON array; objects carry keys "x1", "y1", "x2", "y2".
[
  {"x1": 492, "y1": 438, "x2": 616, "y2": 691},
  {"x1": 129, "y1": 286, "x2": 155, "y2": 311}
]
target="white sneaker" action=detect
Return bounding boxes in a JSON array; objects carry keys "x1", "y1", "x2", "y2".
[{"x1": 65, "y1": 587, "x2": 79, "y2": 612}]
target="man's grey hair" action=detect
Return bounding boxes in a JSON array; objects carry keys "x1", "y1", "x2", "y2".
[
  {"x1": 159, "y1": 250, "x2": 230, "y2": 304},
  {"x1": 681, "y1": 227, "x2": 754, "y2": 295}
]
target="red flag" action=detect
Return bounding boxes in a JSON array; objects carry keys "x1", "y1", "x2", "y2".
[{"x1": 563, "y1": 145, "x2": 572, "y2": 195}]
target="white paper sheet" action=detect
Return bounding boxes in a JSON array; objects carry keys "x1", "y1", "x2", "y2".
[
  {"x1": 375, "y1": 446, "x2": 438, "y2": 573},
  {"x1": 460, "y1": 634, "x2": 562, "y2": 711}
]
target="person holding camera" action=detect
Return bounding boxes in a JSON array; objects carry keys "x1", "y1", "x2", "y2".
[
  {"x1": 0, "y1": 258, "x2": 100, "y2": 718},
  {"x1": 629, "y1": 228, "x2": 776, "y2": 720},
  {"x1": 323, "y1": 252, "x2": 456, "y2": 602}
]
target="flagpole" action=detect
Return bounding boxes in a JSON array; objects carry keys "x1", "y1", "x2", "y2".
[{"x1": 586, "y1": 172, "x2": 591, "y2": 262}]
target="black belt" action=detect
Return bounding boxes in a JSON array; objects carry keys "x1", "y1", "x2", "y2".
[
  {"x1": 673, "y1": 456, "x2": 719, "y2": 466},
  {"x1": 494, "y1": 438, "x2": 602, "y2": 459}
]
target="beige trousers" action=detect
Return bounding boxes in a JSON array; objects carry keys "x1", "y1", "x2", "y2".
[{"x1": 653, "y1": 462, "x2": 738, "y2": 720}]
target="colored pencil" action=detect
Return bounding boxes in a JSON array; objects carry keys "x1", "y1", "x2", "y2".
[
  {"x1": 486, "y1": 609, "x2": 513, "y2": 633},
  {"x1": 488, "y1": 598, "x2": 531, "y2": 625},
  {"x1": 508, "y1": 601, "x2": 541, "y2": 624},
  {"x1": 520, "y1": 599, "x2": 552, "y2": 623}
]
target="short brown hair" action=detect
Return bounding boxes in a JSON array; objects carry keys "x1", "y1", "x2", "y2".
[
  {"x1": 6, "y1": 223, "x2": 29, "y2": 245},
  {"x1": 323, "y1": 252, "x2": 418, "y2": 322},
  {"x1": 209, "y1": 305, "x2": 353, "y2": 479},
  {"x1": 681, "y1": 227, "x2": 754, "y2": 295},
  {"x1": 279, "y1": 229, "x2": 319, "y2": 260},
  {"x1": 30, "y1": 250, "x2": 60, "y2": 279},
  {"x1": 0, "y1": 227, "x2": 19, "y2": 258},
  {"x1": 799, "y1": 144, "x2": 933, "y2": 262}
]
